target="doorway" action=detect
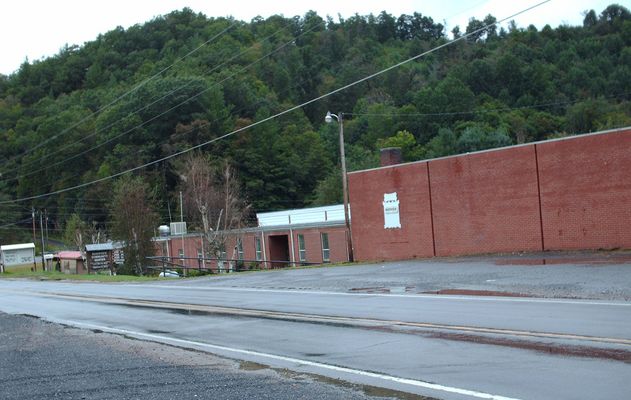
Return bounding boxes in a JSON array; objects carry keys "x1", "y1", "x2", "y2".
[{"x1": 268, "y1": 235, "x2": 289, "y2": 268}]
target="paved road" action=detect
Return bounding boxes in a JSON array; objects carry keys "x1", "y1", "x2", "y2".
[{"x1": 1, "y1": 262, "x2": 630, "y2": 400}]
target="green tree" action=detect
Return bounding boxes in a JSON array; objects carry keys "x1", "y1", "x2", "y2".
[
  {"x1": 311, "y1": 170, "x2": 342, "y2": 206},
  {"x1": 109, "y1": 176, "x2": 158, "y2": 275},
  {"x1": 376, "y1": 130, "x2": 423, "y2": 161},
  {"x1": 565, "y1": 99, "x2": 610, "y2": 133},
  {"x1": 425, "y1": 128, "x2": 458, "y2": 158},
  {"x1": 63, "y1": 213, "x2": 88, "y2": 250},
  {"x1": 456, "y1": 125, "x2": 512, "y2": 153}
]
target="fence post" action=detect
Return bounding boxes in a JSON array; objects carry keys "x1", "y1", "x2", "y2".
[{"x1": 162, "y1": 256, "x2": 166, "y2": 277}]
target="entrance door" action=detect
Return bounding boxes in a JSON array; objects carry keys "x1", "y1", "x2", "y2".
[{"x1": 268, "y1": 235, "x2": 289, "y2": 268}]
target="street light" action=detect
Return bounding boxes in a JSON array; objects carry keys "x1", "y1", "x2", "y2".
[{"x1": 325, "y1": 111, "x2": 354, "y2": 262}]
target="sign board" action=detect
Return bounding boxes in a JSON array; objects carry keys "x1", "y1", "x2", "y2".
[
  {"x1": 383, "y1": 192, "x2": 401, "y2": 229},
  {"x1": 113, "y1": 248, "x2": 125, "y2": 265},
  {"x1": 2, "y1": 248, "x2": 35, "y2": 267},
  {"x1": 88, "y1": 251, "x2": 111, "y2": 270}
]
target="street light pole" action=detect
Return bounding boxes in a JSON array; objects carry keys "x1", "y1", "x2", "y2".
[{"x1": 325, "y1": 111, "x2": 354, "y2": 262}]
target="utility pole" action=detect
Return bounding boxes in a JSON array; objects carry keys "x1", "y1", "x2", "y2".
[
  {"x1": 179, "y1": 191, "x2": 186, "y2": 275},
  {"x1": 39, "y1": 211, "x2": 46, "y2": 271},
  {"x1": 337, "y1": 112, "x2": 354, "y2": 262},
  {"x1": 324, "y1": 111, "x2": 354, "y2": 262},
  {"x1": 45, "y1": 209, "x2": 49, "y2": 251},
  {"x1": 31, "y1": 207, "x2": 37, "y2": 271}
]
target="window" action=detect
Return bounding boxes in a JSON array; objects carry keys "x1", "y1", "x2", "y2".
[
  {"x1": 197, "y1": 248, "x2": 203, "y2": 259},
  {"x1": 255, "y1": 237, "x2": 262, "y2": 261},
  {"x1": 218, "y1": 249, "x2": 227, "y2": 272},
  {"x1": 178, "y1": 248, "x2": 185, "y2": 266},
  {"x1": 236, "y1": 238, "x2": 244, "y2": 260},
  {"x1": 321, "y1": 233, "x2": 330, "y2": 263},
  {"x1": 298, "y1": 234, "x2": 306, "y2": 263}
]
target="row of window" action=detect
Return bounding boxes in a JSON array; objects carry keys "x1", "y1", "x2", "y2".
[
  {"x1": 177, "y1": 233, "x2": 332, "y2": 264},
  {"x1": 253, "y1": 233, "x2": 330, "y2": 263},
  {"x1": 297, "y1": 233, "x2": 330, "y2": 263}
]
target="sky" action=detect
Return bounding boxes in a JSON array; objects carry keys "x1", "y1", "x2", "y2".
[{"x1": 0, "y1": 0, "x2": 617, "y2": 75}]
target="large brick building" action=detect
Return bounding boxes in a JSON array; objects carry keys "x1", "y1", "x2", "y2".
[{"x1": 348, "y1": 126, "x2": 631, "y2": 261}]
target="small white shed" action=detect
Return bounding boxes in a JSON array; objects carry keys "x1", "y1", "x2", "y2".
[{"x1": 1, "y1": 243, "x2": 36, "y2": 272}]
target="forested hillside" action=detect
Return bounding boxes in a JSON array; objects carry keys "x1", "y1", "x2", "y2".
[{"x1": 0, "y1": 5, "x2": 630, "y2": 240}]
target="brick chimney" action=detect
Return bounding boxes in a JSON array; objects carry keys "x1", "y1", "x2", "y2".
[{"x1": 380, "y1": 147, "x2": 402, "y2": 167}]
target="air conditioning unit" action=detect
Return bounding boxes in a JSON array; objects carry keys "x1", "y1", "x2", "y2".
[{"x1": 170, "y1": 222, "x2": 187, "y2": 235}]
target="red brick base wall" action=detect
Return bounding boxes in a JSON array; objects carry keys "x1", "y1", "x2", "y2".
[
  {"x1": 538, "y1": 130, "x2": 631, "y2": 250},
  {"x1": 430, "y1": 145, "x2": 542, "y2": 256},
  {"x1": 348, "y1": 128, "x2": 631, "y2": 261},
  {"x1": 348, "y1": 162, "x2": 435, "y2": 261}
]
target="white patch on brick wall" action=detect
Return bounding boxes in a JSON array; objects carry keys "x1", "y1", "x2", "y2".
[{"x1": 383, "y1": 192, "x2": 401, "y2": 229}]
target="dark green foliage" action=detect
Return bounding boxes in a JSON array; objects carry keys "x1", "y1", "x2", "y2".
[{"x1": 0, "y1": 4, "x2": 630, "y2": 234}]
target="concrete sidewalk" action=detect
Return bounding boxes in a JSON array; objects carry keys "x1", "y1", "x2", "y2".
[{"x1": 163, "y1": 250, "x2": 631, "y2": 301}]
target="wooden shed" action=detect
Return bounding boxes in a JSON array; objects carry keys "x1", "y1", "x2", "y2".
[{"x1": 55, "y1": 251, "x2": 86, "y2": 274}]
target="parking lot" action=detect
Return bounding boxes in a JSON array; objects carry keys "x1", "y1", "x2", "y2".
[{"x1": 162, "y1": 250, "x2": 631, "y2": 301}]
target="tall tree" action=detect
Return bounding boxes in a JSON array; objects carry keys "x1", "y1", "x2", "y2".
[
  {"x1": 63, "y1": 213, "x2": 88, "y2": 251},
  {"x1": 109, "y1": 176, "x2": 158, "y2": 275},
  {"x1": 178, "y1": 155, "x2": 250, "y2": 261}
]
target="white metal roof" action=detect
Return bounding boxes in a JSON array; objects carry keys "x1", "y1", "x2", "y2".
[
  {"x1": 1, "y1": 243, "x2": 35, "y2": 251},
  {"x1": 85, "y1": 243, "x2": 114, "y2": 252},
  {"x1": 257, "y1": 204, "x2": 349, "y2": 227}
]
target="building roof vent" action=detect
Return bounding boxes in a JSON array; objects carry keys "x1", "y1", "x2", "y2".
[{"x1": 158, "y1": 225, "x2": 170, "y2": 237}]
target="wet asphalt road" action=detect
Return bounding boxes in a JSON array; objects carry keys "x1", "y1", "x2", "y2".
[{"x1": 1, "y1": 255, "x2": 630, "y2": 400}]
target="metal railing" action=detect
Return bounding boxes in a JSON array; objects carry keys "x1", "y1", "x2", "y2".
[{"x1": 145, "y1": 255, "x2": 318, "y2": 276}]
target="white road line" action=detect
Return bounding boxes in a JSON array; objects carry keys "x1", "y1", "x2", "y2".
[
  {"x1": 52, "y1": 318, "x2": 524, "y2": 400},
  {"x1": 130, "y1": 284, "x2": 631, "y2": 307}
]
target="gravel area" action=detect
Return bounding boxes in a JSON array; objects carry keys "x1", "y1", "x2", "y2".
[
  {"x1": 0, "y1": 313, "x2": 419, "y2": 400},
  {"x1": 162, "y1": 251, "x2": 631, "y2": 301}
]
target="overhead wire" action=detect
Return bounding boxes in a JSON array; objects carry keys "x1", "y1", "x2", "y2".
[
  {"x1": 8, "y1": 25, "x2": 327, "y2": 189},
  {"x1": 0, "y1": 218, "x2": 32, "y2": 229},
  {"x1": 0, "y1": 0, "x2": 552, "y2": 205},
  {"x1": 1, "y1": 20, "x2": 306, "y2": 179},
  {"x1": 5, "y1": 19, "x2": 318, "y2": 182},
  {"x1": 0, "y1": 20, "x2": 238, "y2": 171},
  {"x1": 346, "y1": 91, "x2": 631, "y2": 117}
]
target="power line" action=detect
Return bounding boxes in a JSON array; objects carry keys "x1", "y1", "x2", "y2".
[
  {"x1": 0, "y1": 20, "x2": 238, "y2": 172},
  {"x1": 0, "y1": 1, "x2": 551, "y2": 205},
  {"x1": 0, "y1": 218, "x2": 32, "y2": 229},
  {"x1": 3, "y1": 21, "x2": 324, "y2": 184},
  {"x1": 1, "y1": 20, "x2": 304, "y2": 179},
  {"x1": 346, "y1": 92, "x2": 631, "y2": 118}
]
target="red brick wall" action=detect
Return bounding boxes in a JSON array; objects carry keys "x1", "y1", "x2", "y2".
[
  {"x1": 430, "y1": 145, "x2": 543, "y2": 256},
  {"x1": 348, "y1": 128, "x2": 631, "y2": 261},
  {"x1": 167, "y1": 234, "x2": 205, "y2": 268},
  {"x1": 289, "y1": 227, "x2": 348, "y2": 265},
  {"x1": 538, "y1": 130, "x2": 631, "y2": 250},
  {"x1": 348, "y1": 162, "x2": 434, "y2": 261}
]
